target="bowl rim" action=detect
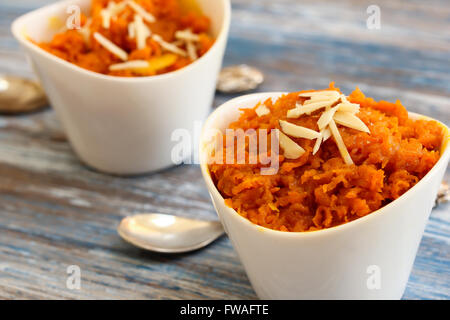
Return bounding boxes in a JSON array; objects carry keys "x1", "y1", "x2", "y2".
[
  {"x1": 11, "y1": 0, "x2": 231, "y2": 83},
  {"x1": 200, "y1": 92, "x2": 450, "y2": 239}
]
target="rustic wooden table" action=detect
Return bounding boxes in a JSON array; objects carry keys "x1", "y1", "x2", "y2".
[{"x1": 0, "y1": 0, "x2": 449, "y2": 299}]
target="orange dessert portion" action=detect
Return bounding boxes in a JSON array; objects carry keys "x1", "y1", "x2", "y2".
[
  {"x1": 37, "y1": 0, "x2": 214, "y2": 77},
  {"x1": 209, "y1": 83, "x2": 444, "y2": 232}
]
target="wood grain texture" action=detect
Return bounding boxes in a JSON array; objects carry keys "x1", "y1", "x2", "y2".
[{"x1": 0, "y1": 0, "x2": 449, "y2": 300}]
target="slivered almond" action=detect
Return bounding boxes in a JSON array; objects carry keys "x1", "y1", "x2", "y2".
[
  {"x1": 277, "y1": 130, "x2": 306, "y2": 159},
  {"x1": 186, "y1": 40, "x2": 198, "y2": 60},
  {"x1": 135, "y1": 14, "x2": 151, "y2": 50},
  {"x1": 304, "y1": 97, "x2": 334, "y2": 105},
  {"x1": 128, "y1": 21, "x2": 136, "y2": 38},
  {"x1": 100, "y1": 9, "x2": 111, "y2": 29},
  {"x1": 106, "y1": 1, "x2": 127, "y2": 16},
  {"x1": 175, "y1": 29, "x2": 200, "y2": 42},
  {"x1": 279, "y1": 120, "x2": 321, "y2": 140},
  {"x1": 284, "y1": 90, "x2": 369, "y2": 164},
  {"x1": 127, "y1": 0, "x2": 156, "y2": 23},
  {"x1": 93, "y1": 32, "x2": 128, "y2": 61},
  {"x1": 101, "y1": 1, "x2": 127, "y2": 29},
  {"x1": 255, "y1": 104, "x2": 270, "y2": 117},
  {"x1": 110, "y1": 1, "x2": 127, "y2": 16},
  {"x1": 337, "y1": 102, "x2": 360, "y2": 114},
  {"x1": 171, "y1": 40, "x2": 184, "y2": 47},
  {"x1": 152, "y1": 34, "x2": 187, "y2": 57},
  {"x1": 287, "y1": 100, "x2": 335, "y2": 118},
  {"x1": 317, "y1": 106, "x2": 338, "y2": 130},
  {"x1": 334, "y1": 111, "x2": 370, "y2": 133},
  {"x1": 109, "y1": 60, "x2": 149, "y2": 71},
  {"x1": 301, "y1": 100, "x2": 336, "y2": 115},
  {"x1": 329, "y1": 120, "x2": 354, "y2": 165},
  {"x1": 322, "y1": 127, "x2": 331, "y2": 141},
  {"x1": 286, "y1": 103, "x2": 303, "y2": 118},
  {"x1": 313, "y1": 133, "x2": 323, "y2": 155}
]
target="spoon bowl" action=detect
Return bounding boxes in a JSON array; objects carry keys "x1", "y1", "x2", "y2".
[
  {"x1": 0, "y1": 75, "x2": 47, "y2": 114},
  {"x1": 118, "y1": 213, "x2": 225, "y2": 253}
]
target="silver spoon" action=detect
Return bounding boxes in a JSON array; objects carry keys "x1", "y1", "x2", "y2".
[
  {"x1": 117, "y1": 213, "x2": 225, "y2": 253},
  {"x1": 0, "y1": 75, "x2": 48, "y2": 114}
]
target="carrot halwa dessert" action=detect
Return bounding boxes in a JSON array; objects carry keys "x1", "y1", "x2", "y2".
[
  {"x1": 37, "y1": 0, "x2": 214, "y2": 76},
  {"x1": 209, "y1": 84, "x2": 445, "y2": 232}
]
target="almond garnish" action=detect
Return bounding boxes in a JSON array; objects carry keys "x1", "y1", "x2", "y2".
[
  {"x1": 255, "y1": 104, "x2": 270, "y2": 117},
  {"x1": 152, "y1": 34, "x2": 187, "y2": 57},
  {"x1": 277, "y1": 130, "x2": 306, "y2": 159},
  {"x1": 336, "y1": 102, "x2": 360, "y2": 114},
  {"x1": 109, "y1": 60, "x2": 149, "y2": 71},
  {"x1": 175, "y1": 29, "x2": 200, "y2": 42},
  {"x1": 83, "y1": 1, "x2": 207, "y2": 70},
  {"x1": 313, "y1": 132, "x2": 323, "y2": 155},
  {"x1": 279, "y1": 120, "x2": 321, "y2": 140},
  {"x1": 128, "y1": 21, "x2": 136, "y2": 38},
  {"x1": 186, "y1": 41, "x2": 198, "y2": 60},
  {"x1": 333, "y1": 111, "x2": 370, "y2": 133},
  {"x1": 174, "y1": 29, "x2": 200, "y2": 60},
  {"x1": 93, "y1": 32, "x2": 128, "y2": 61},
  {"x1": 317, "y1": 106, "x2": 338, "y2": 130},
  {"x1": 304, "y1": 97, "x2": 334, "y2": 105},
  {"x1": 322, "y1": 127, "x2": 331, "y2": 141},
  {"x1": 278, "y1": 91, "x2": 370, "y2": 163},
  {"x1": 287, "y1": 100, "x2": 334, "y2": 118},
  {"x1": 287, "y1": 91, "x2": 340, "y2": 118},
  {"x1": 127, "y1": 0, "x2": 156, "y2": 23},
  {"x1": 100, "y1": 9, "x2": 111, "y2": 29},
  {"x1": 329, "y1": 119, "x2": 354, "y2": 165},
  {"x1": 100, "y1": 1, "x2": 127, "y2": 29},
  {"x1": 135, "y1": 14, "x2": 151, "y2": 50}
]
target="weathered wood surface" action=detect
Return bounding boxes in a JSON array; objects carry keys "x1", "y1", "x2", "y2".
[{"x1": 0, "y1": 0, "x2": 449, "y2": 299}]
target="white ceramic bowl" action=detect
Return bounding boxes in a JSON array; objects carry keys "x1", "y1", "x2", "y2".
[
  {"x1": 12, "y1": 0, "x2": 231, "y2": 175},
  {"x1": 200, "y1": 92, "x2": 450, "y2": 300}
]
